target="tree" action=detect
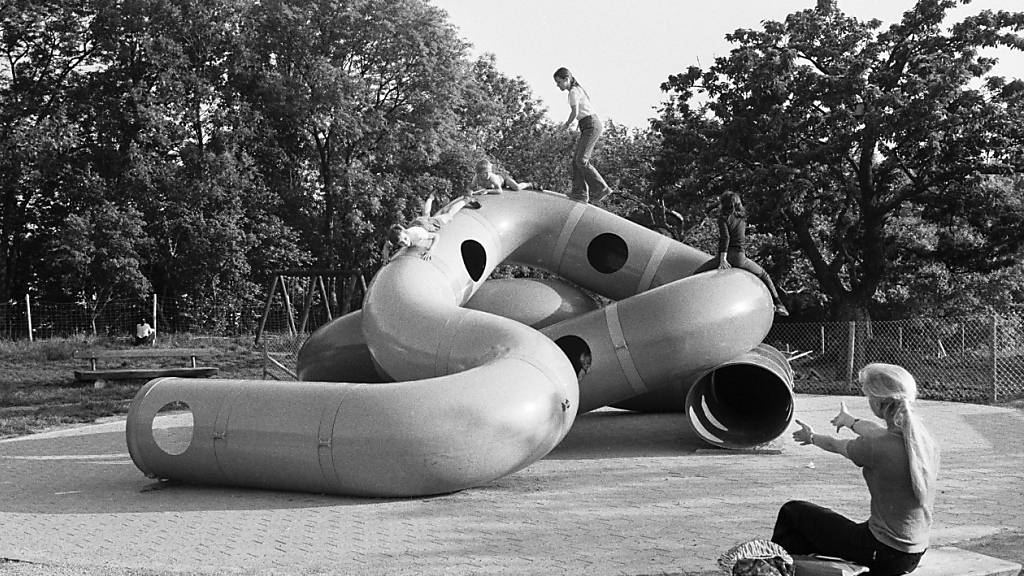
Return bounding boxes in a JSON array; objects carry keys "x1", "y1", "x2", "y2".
[
  {"x1": 234, "y1": 0, "x2": 469, "y2": 271},
  {"x1": 453, "y1": 55, "x2": 551, "y2": 187},
  {"x1": 654, "y1": 0, "x2": 1024, "y2": 319},
  {"x1": 49, "y1": 200, "x2": 151, "y2": 335},
  {"x1": 56, "y1": 0, "x2": 311, "y2": 329},
  {"x1": 0, "y1": 0, "x2": 97, "y2": 302}
]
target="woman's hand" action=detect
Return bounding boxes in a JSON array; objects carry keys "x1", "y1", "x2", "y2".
[
  {"x1": 830, "y1": 401, "x2": 856, "y2": 432},
  {"x1": 793, "y1": 419, "x2": 815, "y2": 445},
  {"x1": 717, "y1": 261, "x2": 732, "y2": 270}
]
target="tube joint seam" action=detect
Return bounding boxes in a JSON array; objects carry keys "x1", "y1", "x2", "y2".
[{"x1": 605, "y1": 304, "x2": 647, "y2": 396}]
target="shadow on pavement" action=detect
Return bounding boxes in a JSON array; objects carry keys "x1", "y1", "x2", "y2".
[{"x1": 546, "y1": 409, "x2": 708, "y2": 460}]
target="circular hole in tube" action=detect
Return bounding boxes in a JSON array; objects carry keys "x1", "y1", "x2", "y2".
[
  {"x1": 686, "y1": 365, "x2": 793, "y2": 447},
  {"x1": 461, "y1": 239, "x2": 487, "y2": 281},
  {"x1": 153, "y1": 401, "x2": 194, "y2": 456},
  {"x1": 554, "y1": 335, "x2": 592, "y2": 379},
  {"x1": 587, "y1": 233, "x2": 629, "y2": 274}
]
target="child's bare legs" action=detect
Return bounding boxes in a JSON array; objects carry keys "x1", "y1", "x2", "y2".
[
  {"x1": 421, "y1": 193, "x2": 437, "y2": 218},
  {"x1": 436, "y1": 195, "x2": 481, "y2": 220}
]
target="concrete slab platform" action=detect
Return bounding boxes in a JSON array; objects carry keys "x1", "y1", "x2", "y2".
[
  {"x1": 794, "y1": 546, "x2": 1023, "y2": 576},
  {"x1": 1, "y1": 395, "x2": 1022, "y2": 575}
]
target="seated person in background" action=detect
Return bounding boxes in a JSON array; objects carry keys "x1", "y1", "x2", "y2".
[
  {"x1": 387, "y1": 193, "x2": 480, "y2": 259},
  {"x1": 473, "y1": 159, "x2": 534, "y2": 191},
  {"x1": 134, "y1": 318, "x2": 155, "y2": 346}
]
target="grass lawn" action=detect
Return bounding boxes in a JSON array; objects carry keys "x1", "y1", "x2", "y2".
[{"x1": 0, "y1": 335, "x2": 273, "y2": 439}]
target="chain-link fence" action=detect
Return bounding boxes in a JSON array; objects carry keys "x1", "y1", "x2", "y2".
[
  {"x1": 0, "y1": 297, "x2": 326, "y2": 341},
  {"x1": 0, "y1": 273, "x2": 362, "y2": 341},
  {"x1": 767, "y1": 314, "x2": 1024, "y2": 403}
]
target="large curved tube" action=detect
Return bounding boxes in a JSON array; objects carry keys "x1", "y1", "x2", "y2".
[
  {"x1": 127, "y1": 190, "x2": 790, "y2": 496},
  {"x1": 296, "y1": 277, "x2": 599, "y2": 382},
  {"x1": 298, "y1": 276, "x2": 794, "y2": 449}
]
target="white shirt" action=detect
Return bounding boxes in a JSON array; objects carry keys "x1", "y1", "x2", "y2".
[
  {"x1": 568, "y1": 85, "x2": 595, "y2": 120},
  {"x1": 404, "y1": 226, "x2": 433, "y2": 248},
  {"x1": 136, "y1": 323, "x2": 154, "y2": 338}
]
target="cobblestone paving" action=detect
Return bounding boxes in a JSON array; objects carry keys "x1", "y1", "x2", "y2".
[{"x1": 1, "y1": 395, "x2": 1021, "y2": 575}]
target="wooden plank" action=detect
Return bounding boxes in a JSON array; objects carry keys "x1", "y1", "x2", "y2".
[
  {"x1": 74, "y1": 348, "x2": 214, "y2": 360},
  {"x1": 74, "y1": 367, "x2": 218, "y2": 381}
]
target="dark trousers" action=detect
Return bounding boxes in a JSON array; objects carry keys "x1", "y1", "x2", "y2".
[
  {"x1": 567, "y1": 115, "x2": 609, "y2": 202},
  {"x1": 694, "y1": 249, "x2": 783, "y2": 304},
  {"x1": 771, "y1": 500, "x2": 925, "y2": 576}
]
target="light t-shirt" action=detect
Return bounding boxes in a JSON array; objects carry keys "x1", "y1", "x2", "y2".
[
  {"x1": 136, "y1": 323, "x2": 153, "y2": 338},
  {"x1": 568, "y1": 85, "x2": 595, "y2": 120},
  {"x1": 846, "y1": 431, "x2": 935, "y2": 553},
  {"x1": 403, "y1": 225, "x2": 433, "y2": 248},
  {"x1": 486, "y1": 173, "x2": 506, "y2": 189},
  {"x1": 473, "y1": 172, "x2": 506, "y2": 190},
  {"x1": 405, "y1": 214, "x2": 454, "y2": 248}
]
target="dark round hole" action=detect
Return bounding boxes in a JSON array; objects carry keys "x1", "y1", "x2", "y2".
[
  {"x1": 554, "y1": 335, "x2": 592, "y2": 379},
  {"x1": 587, "y1": 233, "x2": 628, "y2": 274},
  {"x1": 461, "y1": 239, "x2": 486, "y2": 281},
  {"x1": 687, "y1": 365, "x2": 793, "y2": 447}
]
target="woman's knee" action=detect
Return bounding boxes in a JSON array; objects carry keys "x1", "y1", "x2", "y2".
[{"x1": 779, "y1": 500, "x2": 815, "y2": 517}]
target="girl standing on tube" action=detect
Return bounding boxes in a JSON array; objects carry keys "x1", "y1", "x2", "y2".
[
  {"x1": 553, "y1": 67, "x2": 613, "y2": 203},
  {"x1": 772, "y1": 363, "x2": 940, "y2": 576}
]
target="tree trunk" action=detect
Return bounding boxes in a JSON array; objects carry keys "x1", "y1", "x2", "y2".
[
  {"x1": 314, "y1": 128, "x2": 337, "y2": 267},
  {"x1": 829, "y1": 293, "x2": 872, "y2": 322}
]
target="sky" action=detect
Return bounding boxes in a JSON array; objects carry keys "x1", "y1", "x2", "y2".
[{"x1": 431, "y1": 0, "x2": 1024, "y2": 129}]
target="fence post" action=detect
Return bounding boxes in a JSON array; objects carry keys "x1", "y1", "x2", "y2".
[
  {"x1": 846, "y1": 321, "x2": 856, "y2": 390},
  {"x1": 25, "y1": 294, "x2": 33, "y2": 342},
  {"x1": 152, "y1": 294, "x2": 158, "y2": 346},
  {"x1": 990, "y1": 314, "x2": 999, "y2": 404},
  {"x1": 820, "y1": 325, "x2": 825, "y2": 355}
]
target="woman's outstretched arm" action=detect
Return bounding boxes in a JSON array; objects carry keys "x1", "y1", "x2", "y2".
[{"x1": 794, "y1": 419, "x2": 851, "y2": 457}]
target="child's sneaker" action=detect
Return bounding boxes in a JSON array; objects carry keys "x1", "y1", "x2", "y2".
[
  {"x1": 774, "y1": 304, "x2": 789, "y2": 317},
  {"x1": 465, "y1": 199, "x2": 481, "y2": 209}
]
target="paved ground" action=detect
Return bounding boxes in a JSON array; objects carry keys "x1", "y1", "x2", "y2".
[{"x1": 1, "y1": 395, "x2": 1021, "y2": 576}]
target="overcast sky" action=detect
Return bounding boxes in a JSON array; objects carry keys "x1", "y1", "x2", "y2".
[{"x1": 431, "y1": 0, "x2": 1024, "y2": 129}]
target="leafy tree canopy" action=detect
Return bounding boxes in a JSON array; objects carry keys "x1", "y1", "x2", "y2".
[{"x1": 654, "y1": 0, "x2": 1024, "y2": 319}]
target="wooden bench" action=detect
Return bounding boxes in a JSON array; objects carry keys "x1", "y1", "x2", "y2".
[
  {"x1": 794, "y1": 546, "x2": 1021, "y2": 576},
  {"x1": 73, "y1": 348, "x2": 219, "y2": 383}
]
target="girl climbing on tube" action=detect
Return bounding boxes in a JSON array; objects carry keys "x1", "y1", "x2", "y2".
[
  {"x1": 473, "y1": 159, "x2": 534, "y2": 192},
  {"x1": 771, "y1": 363, "x2": 940, "y2": 576},
  {"x1": 388, "y1": 193, "x2": 479, "y2": 259},
  {"x1": 553, "y1": 67, "x2": 614, "y2": 204},
  {"x1": 695, "y1": 191, "x2": 788, "y2": 316}
]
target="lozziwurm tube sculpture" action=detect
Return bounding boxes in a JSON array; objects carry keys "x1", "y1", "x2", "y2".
[{"x1": 126, "y1": 190, "x2": 793, "y2": 497}]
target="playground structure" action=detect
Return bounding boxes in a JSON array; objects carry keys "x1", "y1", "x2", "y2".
[{"x1": 125, "y1": 190, "x2": 794, "y2": 497}]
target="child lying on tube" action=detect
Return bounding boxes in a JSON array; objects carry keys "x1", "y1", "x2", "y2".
[
  {"x1": 387, "y1": 193, "x2": 480, "y2": 260},
  {"x1": 473, "y1": 159, "x2": 535, "y2": 192}
]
